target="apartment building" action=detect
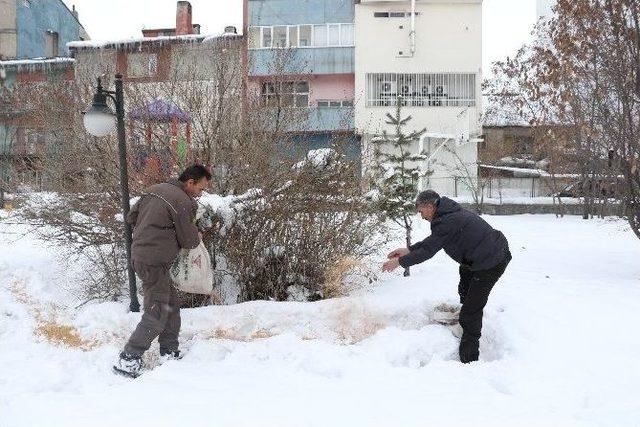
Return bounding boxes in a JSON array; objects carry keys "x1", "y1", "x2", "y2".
[
  {"x1": 354, "y1": 0, "x2": 483, "y2": 195},
  {"x1": 244, "y1": 0, "x2": 359, "y2": 157}
]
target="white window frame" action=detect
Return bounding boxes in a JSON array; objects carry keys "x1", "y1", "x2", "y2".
[
  {"x1": 273, "y1": 25, "x2": 288, "y2": 48},
  {"x1": 261, "y1": 26, "x2": 273, "y2": 48},
  {"x1": 298, "y1": 24, "x2": 313, "y2": 47},
  {"x1": 248, "y1": 23, "x2": 355, "y2": 50}
]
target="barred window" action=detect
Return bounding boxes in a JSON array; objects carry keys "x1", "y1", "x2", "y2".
[{"x1": 365, "y1": 73, "x2": 476, "y2": 107}]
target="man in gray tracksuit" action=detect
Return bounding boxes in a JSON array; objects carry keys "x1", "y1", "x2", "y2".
[
  {"x1": 114, "y1": 164, "x2": 211, "y2": 377},
  {"x1": 383, "y1": 190, "x2": 511, "y2": 364}
]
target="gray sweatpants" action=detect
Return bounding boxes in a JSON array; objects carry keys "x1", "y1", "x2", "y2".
[{"x1": 124, "y1": 261, "x2": 181, "y2": 356}]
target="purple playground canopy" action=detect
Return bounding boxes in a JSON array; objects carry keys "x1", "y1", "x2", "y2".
[{"x1": 129, "y1": 99, "x2": 190, "y2": 123}]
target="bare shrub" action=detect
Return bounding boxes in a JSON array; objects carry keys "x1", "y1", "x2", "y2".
[{"x1": 208, "y1": 147, "x2": 386, "y2": 303}]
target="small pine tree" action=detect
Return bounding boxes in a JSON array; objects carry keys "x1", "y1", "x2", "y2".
[{"x1": 371, "y1": 96, "x2": 427, "y2": 276}]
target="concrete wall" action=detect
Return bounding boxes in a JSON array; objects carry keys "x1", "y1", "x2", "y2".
[
  {"x1": 0, "y1": 0, "x2": 18, "y2": 59},
  {"x1": 16, "y1": 0, "x2": 85, "y2": 58},
  {"x1": 249, "y1": 46, "x2": 354, "y2": 75},
  {"x1": 309, "y1": 73, "x2": 354, "y2": 103}
]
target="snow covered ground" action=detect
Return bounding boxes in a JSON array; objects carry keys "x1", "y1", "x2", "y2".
[{"x1": 1, "y1": 209, "x2": 640, "y2": 427}]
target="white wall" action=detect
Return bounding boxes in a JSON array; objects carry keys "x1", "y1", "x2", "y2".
[{"x1": 355, "y1": 0, "x2": 482, "y2": 196}]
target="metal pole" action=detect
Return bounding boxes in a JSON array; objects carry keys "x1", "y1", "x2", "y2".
[{"x1": 114, "y1": 74, "x2": 140, "y2": 312}]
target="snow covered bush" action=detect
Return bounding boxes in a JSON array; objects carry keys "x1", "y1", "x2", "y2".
[{"x1": 200, "y1": 148, "x2": 386, "y2": 303}]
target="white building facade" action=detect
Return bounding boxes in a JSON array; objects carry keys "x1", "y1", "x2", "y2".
[{"x1": 354, "y1": 0, "x2": 483, "y2": 196}]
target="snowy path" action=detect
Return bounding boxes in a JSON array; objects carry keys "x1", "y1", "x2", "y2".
[{"x1": 1, "y1": 213, "x2": 639, "y2": 426}]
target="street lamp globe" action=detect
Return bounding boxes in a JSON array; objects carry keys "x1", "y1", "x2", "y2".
[{"x1": 83, "y1": 92, "x2": 116, "y2": 137}]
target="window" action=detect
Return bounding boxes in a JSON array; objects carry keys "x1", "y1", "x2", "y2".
[
  {"x1": 328, "y1": 24, "x2": 340, "y2": 46},
  {"x1": 374, "y1": 11, "x2": 421, "y2": 18},
  {"x1": 317, "y1": 99, "x2": 353, "y2": 107},
  {"x1": 313, "y1": 25, "x2": 327, "y2": 47},
  {"x1": 288, "y1": 26, "x2": 298, "y2": 48},
  {"x1": 261, "y1": 27, "x2": 272, "y2": 48},
  {"x1": 45, "y1": 31, "x2": 58, "y2": 57},
  {"x1": 340, "y1": 24, "x2": 354, "y2": 46},
  {"x1": 248, "y1": 24, "x2": 354, "y2": 49},
  {"x1": 273, "y1": 26, "x2": 287, "y2": 48},
  {"x1": 299, "y1": 25, "x2": 312, "y2": 47},
  {"x1": 365, "y1": 73, "x2": 476, "y2": 108},
  {"x1": 261, "y1": 81, "x2": 309, "y2": 108},
  {"x1": 248, "y1": 27, "x2": 261, "y2": 49},
  {"x1": 127, "y1": 53, "x2": 158, "y2": 78}
]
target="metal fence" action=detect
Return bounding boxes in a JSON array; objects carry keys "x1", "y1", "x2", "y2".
[{"x1": 425, "y1": 176, "x2": 578, "y2": 199}]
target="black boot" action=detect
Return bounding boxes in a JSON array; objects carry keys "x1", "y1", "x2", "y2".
[
  {"x1": 113, "y1": 352, "x2": 143, "y2": 378},
  {"x1": 459, "y1": 337, "x2": 479, "y2": 364},
  {"x1": 160, "y1": 348, "x2": 183, "y2": 361}
]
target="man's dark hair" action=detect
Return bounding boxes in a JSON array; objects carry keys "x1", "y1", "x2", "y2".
[
  {"x1": 415, "y1": 190, "x2": 440, "y2": 208},
  {"x1": 178, "y1": 164, "x2": 212, "y2": 183}
]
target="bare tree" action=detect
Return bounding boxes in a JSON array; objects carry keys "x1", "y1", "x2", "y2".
[{"x1": 487, "y1": 0, "x2": 640, "y2": 234}]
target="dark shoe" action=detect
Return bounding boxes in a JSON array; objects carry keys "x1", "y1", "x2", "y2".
[
  {"x1": 160, "y1": 348, "x2": 183, "y2": 361},
  {"x1": 459, "y1": 338, "x2": 479, "y2": 364},
  {"x1": 113, "y1": 352, "x2": 143, "y2": 378}
]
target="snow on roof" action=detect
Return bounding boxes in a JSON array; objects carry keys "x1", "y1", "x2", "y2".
[
  {"x1": 67, "y1": 32, "x2": 241, "y2": 51},
  {"x1": 67, "y1": 34, "x2": 206, "y2": 50},
  {"x1": 480, "y1": 164, "x2": 549, "y2": 178},
  {"x1": 482, "y1": 103, "x2": 532, "y2": 127},
  {"x1": 479, "y1": 164, "x2": 581, "y2": 178},
  {"x1": 0, "y1": 57, "x2": 75, "y2": 71},
  {"x1": 203, "y1": 33, "x2": 242, "y2": 43}
]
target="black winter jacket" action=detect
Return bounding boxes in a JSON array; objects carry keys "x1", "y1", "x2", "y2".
[{"x1": 399, "y1": 197, "x2": 509, "y2": 271}]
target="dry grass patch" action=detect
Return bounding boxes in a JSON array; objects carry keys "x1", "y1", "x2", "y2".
[
  {"x1": 323, "y1": 256, "x2": 377, "y2": 299},
  {"x1": 332, "y1": 304, "x2": 388, "y2": 344},
  {"x1": 36, "y1": 321, "x2": 97, "y2": 350},
  {"x1": 8, "y1": 280, "x2": 97, "y2": 350},
  {"x1": 206, "y1": 327, "x2": 275, "y2": 342}
]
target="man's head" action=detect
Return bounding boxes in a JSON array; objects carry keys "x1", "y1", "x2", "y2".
[
  {"x1": 415, "y1": 190, "x2": 440, "y2": 222},
  {"x1": 179, "y1": 164, "x2": 212, "y2": 198}
]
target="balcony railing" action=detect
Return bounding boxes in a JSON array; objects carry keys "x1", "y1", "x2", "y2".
[{"x1": 249, "y1": 47, "x2": 355, "y2": 76}]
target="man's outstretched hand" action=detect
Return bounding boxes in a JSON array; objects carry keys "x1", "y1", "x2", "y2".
[
  {"x1": 382, "y1": 257, "x2": 401, "y2": 272},
  {"x1": 387, "y1": 247, "x2": 410, "y2": 259}
]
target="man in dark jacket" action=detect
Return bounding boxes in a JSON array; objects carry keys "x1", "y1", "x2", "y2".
[
  {"x1": 114, "y1": 164, "x2": 211, "y2": 377},
  {"x1": 382, "y1": 190, "x2": 511, "y2": 363}
]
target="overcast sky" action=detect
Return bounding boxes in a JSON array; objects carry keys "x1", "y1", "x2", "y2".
[{"x1": 63, "y1": 0, "x2": 539, "y2": 76}]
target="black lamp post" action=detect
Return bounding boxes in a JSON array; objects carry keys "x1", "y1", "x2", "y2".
[{"x1": 83, "y1": 73, "x2": 140, "y2": 312}]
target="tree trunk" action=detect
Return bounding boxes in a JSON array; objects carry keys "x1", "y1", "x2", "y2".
[{"x1": 404, "y1": 226, "x2": 411, "y2": 277}]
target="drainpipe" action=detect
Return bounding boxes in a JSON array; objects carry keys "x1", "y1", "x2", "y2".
[
  {"x1": 419, "y1": 135, "x2": 454, "y2": 190},
  {"x1": 410, "y1": 0, "x2": 416, "y2": 55}
]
